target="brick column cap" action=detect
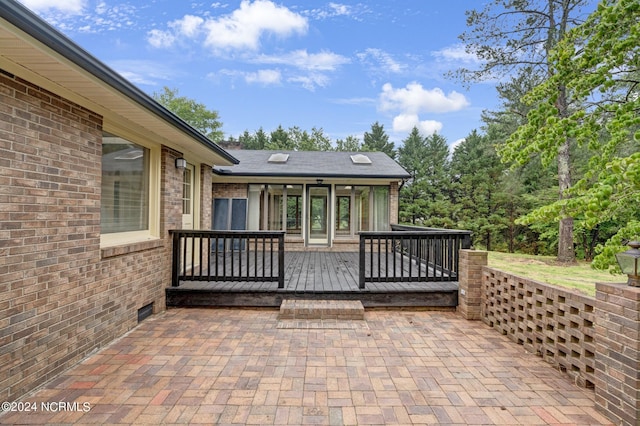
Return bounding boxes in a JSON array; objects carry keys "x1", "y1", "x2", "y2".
[{"x1": 596, "y1": 282, "x2": 640, "y2": 301}]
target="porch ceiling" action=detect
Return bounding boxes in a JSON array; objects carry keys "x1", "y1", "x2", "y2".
[{"x1": 0, "y1": 1, "x2": 237, "y2": 167}]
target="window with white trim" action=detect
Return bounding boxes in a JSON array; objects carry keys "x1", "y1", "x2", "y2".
[{"x1": 101, "y1": 132, "x2": 150, "y2": 234}]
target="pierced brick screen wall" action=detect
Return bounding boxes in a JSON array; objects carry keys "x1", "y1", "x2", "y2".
[{"x1": 482, "y1": 268, "x2": 596, "y2": 389}]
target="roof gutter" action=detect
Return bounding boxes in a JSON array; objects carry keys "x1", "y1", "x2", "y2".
[
  {"x1": 1, "y1": 0, "x2": 238, "y2": 165},
  {"x1": 212, "y1": 170, "x2": 411, "y2": 179}
]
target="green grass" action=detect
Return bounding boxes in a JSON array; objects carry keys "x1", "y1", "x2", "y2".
[{"x1": 486, "y1": 251, "x2": 624, "y2": 297}]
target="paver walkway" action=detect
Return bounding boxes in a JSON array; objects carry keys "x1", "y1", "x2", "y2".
[{"x1": 1, "y1": 308, "x2": 612, "y2": 425}]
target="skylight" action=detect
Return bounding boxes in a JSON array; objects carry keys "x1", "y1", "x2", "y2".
[
  {"x1": 268, "y1": 153, "x2": 289, "y2": 163},
  {"x1": 350, "y1": 154, "x2": 372, "y2": 164}
]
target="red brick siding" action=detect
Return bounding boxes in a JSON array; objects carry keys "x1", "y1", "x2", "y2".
[
  {"x1": 594, "y1": 282, "x2": 640, "y2": 426},
  {"x1": 389, "y1": 181, "x2": 399, "y2": 225},
  {"x1": 212, "y1": 182, "x2": 247, "y2": 199},
  {"x1": 0, "y1": 71, "x2": 180, "y2": 401},
  {"x1": 161, "y1": 147, "x2": 184, "y2": 235},
  {"x1": 200, "y1": 165, "x2": 213, "y2": 229}
]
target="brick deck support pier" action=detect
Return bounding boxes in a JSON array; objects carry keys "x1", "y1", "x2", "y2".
[
  {"x1": 595, "y1": 282, "x2": 640, "y2": 426},
  {"x1": 457, "y1": 249, "x2": 487, "y2": 320}
]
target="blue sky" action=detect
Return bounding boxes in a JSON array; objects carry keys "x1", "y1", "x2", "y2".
[{"x1": 20, "y1": 0, "x2": 500, "y2": 150}]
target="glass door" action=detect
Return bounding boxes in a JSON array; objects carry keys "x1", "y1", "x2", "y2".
[
  {"x1": 307, "y1": 185, "x2": 330, "y2": 246},
  {"x1": 181, "y1": 164, "x2": 194, "y2": 230}
]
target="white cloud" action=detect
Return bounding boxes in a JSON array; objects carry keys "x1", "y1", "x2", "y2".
[
  {"x1": 245, "y1": 69, "x2": 282, "y2": 85},
  {"x1": 329, "y1": 3, "x2": 350, "y2": 16},
  {"x1": 304, "y1": 2, "x2": 370, "y2": 21},
  {"x1": 432, "y1": 44, "x2": 480, "y2": 64},
  {"x1": 173, "y1": 15, "x2": 204, "y2": 38},
  {"x1": 288, "y1": 73, "x2": 330, "y2": 91},
  {"x1": 203, "y1": 0, "x2": 307, "y2": 51},
  {"x1": 147, "y1": 1, "x2": 307, "y2": 52},
  {"x1": 147, "y1": 29, "x2": 177, "y2": 48},
  {"x1": 357, "y1": 48, "x2": 405, "y2": 74},
  {"x1": 214, "y1": 68, "x2": 282, "y2": 86},
  {"x1": 450, "y1": 138, "x2": 466, "y2": 152},
  {"x1": 147, "y1": 15, "x2": 204, "y2": 48},
  {"x1": 331, "y1": 97, "x2": 376, "y2": 106},
  {"x1": 254, "y1": 49, "x2": 349, "y2": 71},
  {"x1": 18, "y1": 0, "x2": 85, "y2": 13},
  {"x1": 392, "y1": 114, "x2": 442, "y2": 135},
  {"x1": 250, "y1": 49, "x2": 348, "y2": 91},
  {"x1": 379, "y1": 82, "x2": 469, "y2": 114},
  {"x1": 110, "y1": 60, "x2": 175, "y2": 86}
]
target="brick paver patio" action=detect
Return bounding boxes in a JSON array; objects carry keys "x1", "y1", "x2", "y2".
[{"x1": 1, "y1": 308, "x2": 612, "y2": 425}]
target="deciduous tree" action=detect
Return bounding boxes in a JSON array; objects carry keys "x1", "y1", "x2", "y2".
[
  {"x1": 153, "y1": 87, "x2": 224, "y2": 142},
  {"x1": 335, "y1": 135, "x2": 361, "y2": 152}
]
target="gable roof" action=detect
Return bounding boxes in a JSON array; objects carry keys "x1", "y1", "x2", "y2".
[
  {"x1": 213, "y1": 151, "x2": 410, "y2": 179},
  {"x1": 0, "y1": 0, "x2": 238, "y2": 166}
]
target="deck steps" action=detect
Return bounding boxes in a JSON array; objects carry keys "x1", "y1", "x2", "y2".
[{"x1": 278, "y1": 299, "x2": 365, "y2": 320}]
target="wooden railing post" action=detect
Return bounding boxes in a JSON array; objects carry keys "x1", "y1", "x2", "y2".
[
  {"x1": 278, "y1": 233, "x2": 285, "y2": 288},
  {"x1": 171, "y1": 230, "x2": 181, "y2": 287},
  {"x1": 359, "y1": 234, "x2": 366, "y2": 289},
  {"x1": 462, "y1": 233, "x2": 472, "y2": 249}
]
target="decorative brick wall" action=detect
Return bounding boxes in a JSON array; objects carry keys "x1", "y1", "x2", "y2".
[
  {"x1": 0, "y1": 71, "x2": 181, "y2": 401},
  {"x1": 460, "y1": 250, "x2": 640, "y2": 425},
  {"x1": 595, "y1": 282, "x2": 640, "y2": 425},
  {"x1": 482, "y1": 268, "x2": 596, "y2": 389}
]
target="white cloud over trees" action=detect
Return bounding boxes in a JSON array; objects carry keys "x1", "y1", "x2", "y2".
[
  {"x1": 392, "y1": 114, "x2": 443, "y2": 136},
  {"x1": 379, "y1": 82, "x2": 469, "y2": 135},
  {"x1": 379, "y1": 82, "x2": 469, "y2": 114}
]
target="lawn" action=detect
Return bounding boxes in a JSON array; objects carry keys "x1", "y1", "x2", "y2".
[{"x1": 486, "y1": 251, "x2": 625, "y2": 297}]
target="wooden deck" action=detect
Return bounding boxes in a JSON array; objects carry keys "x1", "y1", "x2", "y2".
[{"x1": 166, "y1": 251, "x2": 458, "y2": 308}]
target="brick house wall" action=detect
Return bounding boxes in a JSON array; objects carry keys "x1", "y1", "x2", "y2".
[
  {"x1": 0, "y1": 71, "x2": 190, "y2": 401},
  {"x1": 389, "y1": 181, "x2": 399, "y2": 226},
  {"x1": 200, "y1": 164, "x2": 213, "y2": 230},
  {"x1": 212, "y1": 183, "x2": 248, "y2": 199}
]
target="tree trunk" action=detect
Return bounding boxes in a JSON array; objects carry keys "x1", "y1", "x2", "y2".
[
  {"x1": 557, "y1": 135, "x2": 575, "y2": 263},
  {"x1": 552, "y1": 4, "x2": 576, "y2": 264}
]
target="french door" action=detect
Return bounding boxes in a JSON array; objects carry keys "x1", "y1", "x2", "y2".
[{"x1": 306, "y1": 185, "x2": 330, "y2": 246}]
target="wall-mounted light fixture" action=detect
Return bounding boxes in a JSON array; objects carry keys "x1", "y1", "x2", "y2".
[
  {"x1": 616, "y1": 241, "x2": 640, "y2": 287},
  {"x1": 175, "y1": 157, "x2": 187, "y2": 170},
  {"x1": 316, "y1": 179, "x2": 323, "y2": 185}
]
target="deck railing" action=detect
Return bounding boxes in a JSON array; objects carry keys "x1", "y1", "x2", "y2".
[
  {"x1": 358, "y1": 225, "x2": 472, "y2": 289},
  {"x1": 170, "y1": 230, "x2": 285, "y2": 288}
]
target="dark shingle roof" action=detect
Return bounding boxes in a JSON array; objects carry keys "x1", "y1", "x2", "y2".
[{"x1": 213, "y1": 151, "x2": 410, "y2": 179}]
